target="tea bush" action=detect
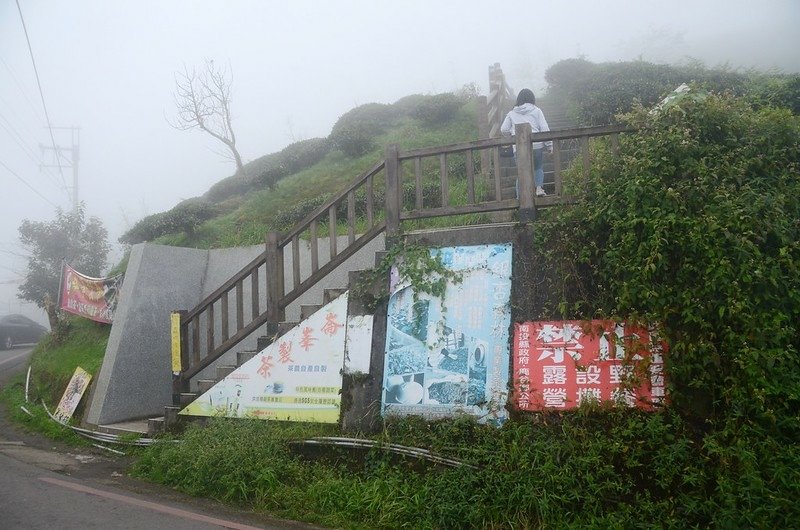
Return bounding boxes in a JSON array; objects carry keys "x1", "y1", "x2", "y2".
[
  {"x1": 544, "y1": 58, "x2": 765, "y2": 125},
  {"x1": 329, "y1": 103, "x2": 400, "y2": 157},
  {"x1": 120, "y1": 198, "x2": 216, "y2": 244},
  {"x1": 411, "y1": 92, "x2": 463, "y2": 126},
  {"x1": 257, "y1": 137, "x2": 331, "y2": 190},
  {"x1": 204, "y1": 172, "x2": 259, "y2": 203}
]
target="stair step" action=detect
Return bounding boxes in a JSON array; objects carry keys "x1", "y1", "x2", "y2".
[
  {"x1": 216, "y1": 364, "x2": 237, "y2": 380},
  {"x1": 97, "y1": 419, "x2": 149, "y2": 437},
  {"x1": 196, "y1": 379, "x2": 217, "y2": 393},
  {"x1": 237, "y1": 350, "x2": 257, "y2": 366},
  {"x1": 300, "y1": 304, "x2": 322, "y2": 320},
  {"x1": 147, "y1": 417, "x2": 165, "y2": 436},
  {"x1": 164, "y1": 406, "x2": 181, "y2": 428},
  {"x1": 278, "y1": 321, "x2": 299, "y2": 335},
  {"x1": 374, "y1": 250, "x2": 389, "y2": 267},
  {"x1": 256, "y1": 335, "x2": 271, "y2": 351},
  {"x1": 348, "y1": 269, "x2": 368, "y2": 287},
  {"x1": 179, "y1": 392, "x2": 198, "y2": 406},
  {"x1": 323, "y1": 288, "x2": 347, "y2": 304}
]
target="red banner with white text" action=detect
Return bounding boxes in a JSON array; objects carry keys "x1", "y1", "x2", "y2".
[
  {"x1": 513, "y1": 320, "x2": 667, "y2": 411},
  {"x1": 59, "y1": 263, "x2": 124, "y2": 324}
]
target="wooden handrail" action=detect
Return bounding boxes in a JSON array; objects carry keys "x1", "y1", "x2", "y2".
[
  {"x1": 279, "y1": 160, "x2": 385, "y2": 245},
  {"x1": 174, "y1": 62, "x2": 634, "y2": 398},
  {"x1": 181, "y1": 252, "x2": 267, "y2": 323},
  {"x1": 397, "y1": 125, "x2": 631, "y2": 160}
]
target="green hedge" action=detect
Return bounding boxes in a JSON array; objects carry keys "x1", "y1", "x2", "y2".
[
  {"x1": 543, "y1": 58, "x2": 784, "y2": 125},
  {"x1": 120, "y1": 198, "x2": 217, "y2": 244},
  {"x1": 537, "y1": 90, "x2": 800, "y2": 435}
]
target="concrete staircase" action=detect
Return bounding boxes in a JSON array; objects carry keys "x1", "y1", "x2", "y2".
[
  {"x1": 490, "y1": 95, "x2": 581, "y2": 202},
  {"x1": 147, "y1": 252, "x2": 388, "y2": 436}
]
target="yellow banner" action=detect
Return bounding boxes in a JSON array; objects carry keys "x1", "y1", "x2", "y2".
[{"x1": 170, "y1": 312, "x2": 182, "y2": 373}]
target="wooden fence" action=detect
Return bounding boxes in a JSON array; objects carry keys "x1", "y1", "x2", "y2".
[{"x1": 173, "y1": 123, "x2": 631, "y2": 397}]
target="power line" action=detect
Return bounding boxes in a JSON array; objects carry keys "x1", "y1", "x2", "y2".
[
  {"x1": 14, "y1": 0, "x2": 69, "y2": 196},
  {"x1": 0, "y1": 248, "x2": 29, "y2": 258},
  {"x1": 0, "y1": 111, "x2": 64, "y2": 190},
  {"x1": 0, "y1": 158, "x2": 58, "y2": 208},
  {"x1": 0, "y1": 55, "x2": 44, "y2": 121},
  {"x1": 0, "y1": 261, "x2": 24, "y2": 276},
  {"x1": 0, "y1": 56, "x2": 64, "y2": 192}
]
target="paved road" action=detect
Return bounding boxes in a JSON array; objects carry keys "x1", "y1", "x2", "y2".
[
  {"x1": 0, "y1": 345, "x2": 318, "y2": 530},
  {"x1": 0, "y1": 345, "x2": 34, "y2": 381}
]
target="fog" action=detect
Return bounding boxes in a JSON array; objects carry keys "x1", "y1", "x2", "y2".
[{"x1": 1, "y1": 0, "x2": 797, "y2": 324}]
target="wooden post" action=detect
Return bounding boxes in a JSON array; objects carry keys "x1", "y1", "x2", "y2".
[
  {"x1": 265, "y1": 232, "x2": 285, "y2": 325},
  {"x1": 385, "y1": 144, "x2": 401, "y2": 238},
  {"x1": 477, "y1": 95, "x2": 490, "y2": 178},
  {"x1": 516, "y1": 123, "x2": 535, "y2": 222}
]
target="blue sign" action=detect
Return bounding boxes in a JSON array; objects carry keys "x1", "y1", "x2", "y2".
[{"x1": 382, "y1": 244, "x2": 512, "y2": 425}]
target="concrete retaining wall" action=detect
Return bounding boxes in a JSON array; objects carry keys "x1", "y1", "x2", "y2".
[{"x1": 86, "y1": 235, "x2": 385, "y2": 425}]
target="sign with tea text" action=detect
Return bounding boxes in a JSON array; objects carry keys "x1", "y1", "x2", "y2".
[
  {"x1": 181, "y1": 293, "x2": 348, "y2": 423},
  {"x1": 514, "y1": 321, "x2": 666, "y2": 410}
]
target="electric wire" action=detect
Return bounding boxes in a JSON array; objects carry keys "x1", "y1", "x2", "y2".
[
  {"x1": 0, "y1": 72, "x2": 64, "y2": 189},
  {"x1": 0, "y1": 158, "x2": 58, "y2": 208},
  {"x1": 14, "y1": 0, "x2": 70, "y2": 198},
  {"x1": 0, "y1": 112, "x2": 64, "y2": 189},
  {"x1": 0, "y1": 55, "x2": 45, "y2": 121}
]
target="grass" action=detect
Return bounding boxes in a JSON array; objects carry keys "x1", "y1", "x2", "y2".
[
  {"x1": 130, "y1": 408, "x2": 800, "y2": 529},
  {"x1": 154, "y1": 102, "x2": 481, "y2": 250},
  {"x1": 0, "y1": 317, "x2": 110, "y2": 445}
]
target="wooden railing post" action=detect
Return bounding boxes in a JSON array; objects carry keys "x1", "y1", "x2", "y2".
[
  {"x1": 516, "y1": 123, "x2": 536, "y2": 222},
  {"x1": 265, "y1": 231, "x2": 285, "y2": 326},
  {"x1": 477, "y1": 95, "x2": 490, "y2": 178},
  {"x1": 385, "y1": 144, "x2": 401, "y2": 239}
]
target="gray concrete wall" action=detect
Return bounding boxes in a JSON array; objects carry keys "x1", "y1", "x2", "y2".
[
  {"x1": 86, "y1": 234, "x2": 386, "y2": 425},
  {"x1": 86, "y1": 243, "x2": 212, "y2": 425}
]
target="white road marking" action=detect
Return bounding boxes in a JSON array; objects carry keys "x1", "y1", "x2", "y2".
[{"x1": 0, "y1": 349, "x2": 31, "y2": 367}]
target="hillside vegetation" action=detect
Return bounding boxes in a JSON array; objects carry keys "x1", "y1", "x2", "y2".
[
  {"x1": 7, "y1": 61, "x2": 799, "y2": 528},
  {"x1": 130, "y1": 64, "x2": 800, "y2": 528},
  {"x1": 119, "y1": 89, "x2": 480, "y2": 249}
]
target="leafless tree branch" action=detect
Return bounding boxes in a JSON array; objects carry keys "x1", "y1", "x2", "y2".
[{"x1": 170, "y1": 60, "x2": 244, "y2": 175}]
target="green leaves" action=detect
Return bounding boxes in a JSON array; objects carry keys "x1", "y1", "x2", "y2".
[{"x1": 540, "y1": 91, "x2": 800, "y2": 439}]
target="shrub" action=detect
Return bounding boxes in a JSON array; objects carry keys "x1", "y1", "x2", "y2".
[
  {"x1": 204, "y1": 173, "x2": 257, "y2": 203},
  {"x1": 119, "y1": 211, "x2": 169, "y2": 245},
  {"x1": 329, "y1": 103, "x2": 399, "y2": 157},
  {"x1": 165, "y1": 198, "x2": 217, "y2": 238},
  {"x1": 280, "y1": 137, "x2": 331, "y2": 172},
  {"x1": 119, "y1": 198, "x2": 216, "y2": 244},
  {"x1": 392, "y1": 93, "x2": 430, "y2": 117},
  {"x1": 272, "y1": 194, "x2": 332, "y2": 229},
  {"x1": 538, "y1": 90, "x2": 800, "y2": 436},
  {"x1": 544, "y1": 57, "x2": 597, "y2": 90},
  {"x1": 748, "y1": 74, "x2": 800, "y2": 114},
  {"x1": 256, "y1": 137, "x2": 331, "y2": 190},
  {"x1": 411, "y1": 92, "x2": 463, "y2": 126},
  {"x1": 545, "y1": 58, "x2": 757, "y2": 125}
]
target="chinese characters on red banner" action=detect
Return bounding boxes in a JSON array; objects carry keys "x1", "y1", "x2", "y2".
[
  {"x1": 514, "y1": 321, "x2": 667, "y2": 411},
  {"x1": 59, "y1": 263, "x2": 124, "y2": 324}
]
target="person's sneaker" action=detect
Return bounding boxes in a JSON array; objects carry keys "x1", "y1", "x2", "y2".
[{"x1": 536, "y1": 186, "x2": 546, "y2": 197}]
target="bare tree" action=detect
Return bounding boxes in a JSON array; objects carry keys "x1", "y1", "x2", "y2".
[{"x1": 171, "y1": 60, "x2": 244, "y2": 176}]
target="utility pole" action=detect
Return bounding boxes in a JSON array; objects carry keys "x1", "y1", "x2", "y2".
[{"x1": 40, "y1": 126, "x2": 80, "y2": 210}]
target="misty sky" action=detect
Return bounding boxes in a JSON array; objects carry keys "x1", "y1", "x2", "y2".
[{"x1": 1, "y1": 0, "x2": 798, "y2": 323}]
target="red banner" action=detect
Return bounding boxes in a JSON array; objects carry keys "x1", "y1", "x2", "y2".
[
  {"x1": 59, "y1": 263, "x2": 124, "y2": 324},
  {"x1": 513, "y1": 320, "x2": 666, "y2": 411}
]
